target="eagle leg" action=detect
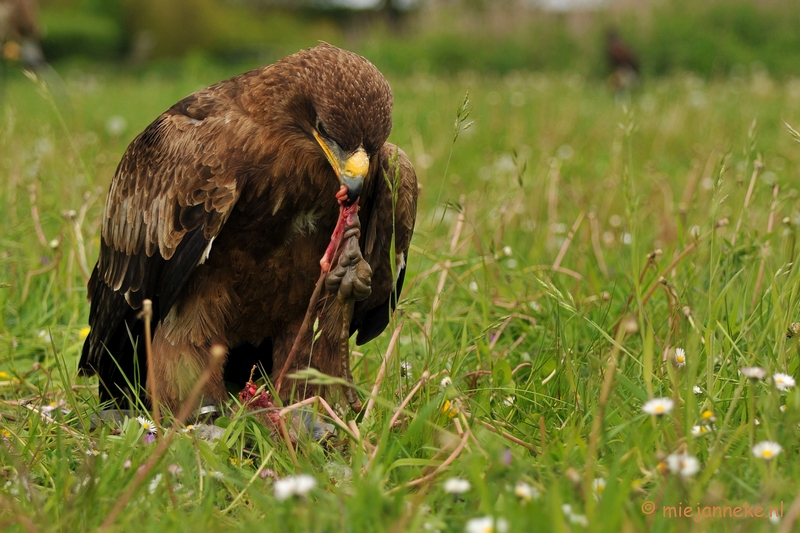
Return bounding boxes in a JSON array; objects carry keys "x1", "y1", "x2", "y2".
[
  {"x1": 339, "y1": 297, "x2": 362, "y2": 413},
  {"x1": 324, "y1": 202, "x2": 370, "y2": 413}
]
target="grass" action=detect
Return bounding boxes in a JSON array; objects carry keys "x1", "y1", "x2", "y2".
[{"x1": 1, "y1": 61, "x2": 800, "y2": 532}]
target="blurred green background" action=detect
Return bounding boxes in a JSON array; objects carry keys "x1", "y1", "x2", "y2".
[{"x1": 26, "y1": 0, "x2": 800, "y2": 79}]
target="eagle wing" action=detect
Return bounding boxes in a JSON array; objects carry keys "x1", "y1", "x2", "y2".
[
  {"x1": 80, "y1": 79, "x2": 256, "y2": 375},
  {"x1": 352, "y1": 143, "x2": 418, "y2": 344}
]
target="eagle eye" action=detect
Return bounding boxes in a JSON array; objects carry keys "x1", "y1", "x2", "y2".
[{"x1": 315, "y1": 117, "x2": 330, "y2": 139}]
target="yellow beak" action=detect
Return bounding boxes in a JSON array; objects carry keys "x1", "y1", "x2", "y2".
[{"x1": 313, "y1": 130, "x2": 368, "y2": 202}]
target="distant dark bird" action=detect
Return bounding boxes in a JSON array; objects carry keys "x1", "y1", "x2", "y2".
[
  {"x1": 0, "y1": 0, "x2": 45, "y2": 70},
  {"x1": 79, "y1": 43, "x2": 418, "y2": 417},
  {"x1": 606, "y1": 29, "x2": 639, "y2": 92}
]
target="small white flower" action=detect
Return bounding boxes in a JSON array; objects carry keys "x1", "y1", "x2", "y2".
[
  {"x1": 642, "y1": 398, "x2": 674, "y2": 416},
  {"x1": 147, "y1": 473, "x2": 162, "y2": 494},
  {"x1": 773, "y1": 373, "x2": 796, "y2": 391},
  {"x1": 740, "y1": 367, "x2": 767, "y2": 380},
  {"x1": 168, "y1": 464, "x2": 183, "y2": 477},
  {"x1": 700, "y1": 410, "x2": 716, "y2": 423},
  {"x1": 666, "y1": 453, "x2": 700, "y2": 478},
  {"x1": 513, "y1": 481, "x2": 538, "y2": 501},
  {"x1": 440, "y1": 376, "x2": 452, "y2": 389},
  {"x1": 569, "y1": 514, "x2": 589, "y2": 527},
  {"x1": 443, "y1": 477, "x2": 471, "y2": 494},
  {"x1": 274, "y1": 474, "x2": 316, "y2": 501},
  {"x1": 752, "y1": 441, "x2": 782, "y2": 460},
  {"x1": 693, "y1": 385, "x2": 703, "y2": 395},
  {"x1": 85, "y1": 449, "x2": 100, "y2": 456},
  {"x1": 201, "y1": 469, "x2": 224, "y2": 480},
  {"x1": 400, "y1": 361, "x2": 413, "y2": 378},
  {"x1": 780, "y1": 404, "x2": 787, "y2": 413},
  {"x1": 123, "y1": 459, "x2": 132, "y2": 469},
  {"x1": 41, "y1": 400, "x2": 66, "y2": 415},
  {"x1": 502, "y1": 245, "x2": 512, "y2": 257},
  {"x1": 674, "y1": 348, "x2": 686, "y2": 368},
  {"x1": 561, "y1": 504, "x2": 573, "y2": 516},
  {"x1": 592, "y1": 478, "x2": 606, "y2": 497},
  {"x1": 691, "y1": 425, "x2": 710, "y2": 437},
  {"x1": 273, "y1": 477, "x2": 296, "y2": 501},
  {"x1": 182, "y1": 424, "x2": 196, "y2": 434},
  {"x1": 293, "y1": 474, "x2": 316, "y2": 496},
  {"x1": 464, "y1": 516, "x2": 508, "y2": 533},
  {"x1": 137, "y1": 416, "x2": 157, "y2": 434},
  {"x1": 502, "y1": 395, "x2": 515, "y2": 407},
  {"x1": 469, "y1": 281, "x2": 479, "y2": 292}
]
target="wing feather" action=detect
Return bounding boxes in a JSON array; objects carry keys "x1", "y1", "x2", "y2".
[
  {"x1": 80, "y1": 81, "x2": 261, "y2": 375},
  {"x1": 352, "y1": 144, "x2": 418, "y2": 345}
]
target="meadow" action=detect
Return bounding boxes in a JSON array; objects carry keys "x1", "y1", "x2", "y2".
[{"x1": 1, "y1": 60, "x2": 800, "y2": 532}]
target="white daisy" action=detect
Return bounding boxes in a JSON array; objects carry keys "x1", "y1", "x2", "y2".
[
  {"x1": 274, "y1": 474, "x2": 316, "y2": 501},
  {"x1": 513, "y1": 481, "x2": 538, "y2": 501},
  {"x1": 592, "y1": 478, "x2": 606, "y2": 498},
  {"x1": 147, "y1": 473, "x2": 162, "y2": 494},
  {"x1": 666, "y1": 453, "x2": 700, "y2": 478},
  {"x1": 569, "y1": 514, "x2": 589, "y2": 527},
  {"x1": 443, "y1": 477, "x2": 471, "y2": 494},
  {"x1": 752, "y1": 441, "x2": 782, "y2": 460},
  {"x1": 700, "y1": 410, "x2": 716, "y2": 423},
  {"x1": 642, "y1": 398, "x2": 674, "y2": 416},
  {"x1": 41, "y1": 400, "x2": 66, "y2": 415},
  {"x1": 293, "y1": 474, "x2": 316, "y2": 496},
  {"x1": 274, "y1": 477, "x2": 297, "y2": 501},
  {"x1": 440, "y1": 376, "x2": 452, "y2": 389},
  {"x1": 691, "y1": 425, "x2": 710, "y2": 437},
  {"x1": 465, "y1": 516, "x2": 508, "y2": 533},
  {"x1": 773, "y1": 373, "x2": 796, "y2": 391},
  {"x1": 740, "y1": 367, "x2": 767, "y2": 380},
  {"x1": 137, "y1": 416, "x2": 157, "y2": 434},
  {"x1": 674, "y1": 348, "x2": 686, "y2": 368}
]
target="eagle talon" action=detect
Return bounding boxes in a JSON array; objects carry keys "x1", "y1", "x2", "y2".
[{"x1": 325, "y1": 236, "x2": 372, "y2": 301}]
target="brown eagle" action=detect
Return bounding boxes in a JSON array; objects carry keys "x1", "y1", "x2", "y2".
[{"x1": 79, "y1": 43, "x2": 418, "y2": 416}]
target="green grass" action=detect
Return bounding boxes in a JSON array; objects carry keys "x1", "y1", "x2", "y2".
[{"x1": 2, "y1": 62, "x2": 800, "y2": 532}]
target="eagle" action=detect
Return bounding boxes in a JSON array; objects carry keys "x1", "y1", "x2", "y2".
[{"x1": 79, "y1": 43, "x2": 418, "y2": 417}]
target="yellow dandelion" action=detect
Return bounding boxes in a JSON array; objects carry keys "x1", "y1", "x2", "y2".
[
  {"x1": 0, "y1": 371, "x2": 9, "y2": 379},
  {"x1": 442, "y1": 399, "x2": 459, "y2": 418},
  {"x1": 79, "y1": 327, "x2": 91, "y2": 339}
]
